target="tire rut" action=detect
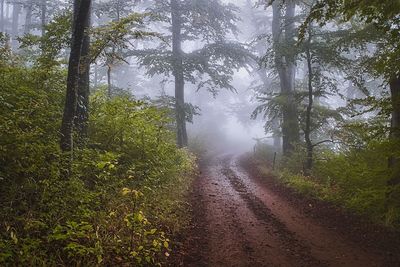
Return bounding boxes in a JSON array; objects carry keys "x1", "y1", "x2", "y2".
[
  {"x1": 221, "y1": 165, "x2": 324, "y2": 267},
  {"x1": 184, "y1": 155, "x2": 388, "y2": 267}
]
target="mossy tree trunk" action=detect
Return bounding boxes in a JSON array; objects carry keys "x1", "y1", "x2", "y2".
[
  {"x1": 74, "y1": 0, "x2": 91, "y2": 145},
  {"x1": 60, "y1": 0, "x2": 91, "y2": 153}
]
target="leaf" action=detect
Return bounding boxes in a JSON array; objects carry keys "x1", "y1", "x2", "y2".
[
  {"x1": 163, "y1": 241, "x2": 169, "y2": 249},
  {"x1": 134, "y1": 212, "x2": 144, "y2": 223},
  {"x1": 122, "y1": 187, "x2": 131, "y2": 196},
  {"x1": 10, "y1": 231, "x2": 18, "y2": 244}
]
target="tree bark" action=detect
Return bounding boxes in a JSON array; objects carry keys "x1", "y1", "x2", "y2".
[
  {"x1": 94, "y1": 63, "x2": 98, "y2": 87},
  {"x1": 304, "y1": 30, "x2": 313, "y2": 175},
  {"x1": 171, "y1": 0, "x2": 187, "y2": 147},
  {"x1": 388, "y1": 76, "x2": 400, "y2": 186},
  {"x1": 60, "y1": 0, "x2": 91, "y2": 153},
  {"x1": 41, "y1": 0, "x2": 46, "y2": 36},
  {"x1": 1, "y1": 0, "x2": 4, "y2": 33},
  {"x1": 107, "y1": 63, "x2": 112, "y2": 97},
  {"x1": 11, "y1": 2, "x2": 20, "y2": 48},
  {"x1": 272, "y1": 0, "x2": 299, "y2": 157},
  {"x1": 74, "y1": 0, "x2": 91, "y2": 145},
  {"x1": 24, "y1": 3, "x2": 32, "y2": 34}
]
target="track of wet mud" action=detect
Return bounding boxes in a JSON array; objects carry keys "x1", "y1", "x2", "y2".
[{"x1": 182, "y1": 155, "x2": 400, "y2": 267}]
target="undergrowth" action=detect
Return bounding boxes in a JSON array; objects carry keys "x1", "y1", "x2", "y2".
[
  {"x1": 0, "y1": 52, "x2": 196, "y2": 265},
  {"x1": 252, "y1": 142, "x2": 400, "y2": 229}
]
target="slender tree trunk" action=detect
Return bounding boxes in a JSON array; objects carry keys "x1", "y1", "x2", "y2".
[
  {"x1": 388, "y1": 76, "x2": 400, "y2": 186},
  {"x1": 11, "y1": 2, "x2": 20, "y2": 48},
  {"x1": 24, "y1": 3, "x2": 32, "y2": 34},
  {"x1": 5, "y1": 2, "x2": 9, "y2": 34},
  {"x1": 60, "y1": 0, "x2": 91, "y2": 153},
  {"x1": 271, "y1": 117, "x2": 281, "y2": 151},
  {"x1": 283, "y1": 0, "x2": 299, "y2": 155},
  {"x1": 304, "y1": 31, "x2": 313, "y2": 175},
  {"x1": 41, "y1": 0, "x2": 46, "y2": 36},
  {"x1": 94, "y1": 63, "x2": 98, "y2": 87},
  {"x1": 171, "y1": 0, "x2": 187, "y2": 147},
  {"x1": 107, "y1": 64, "x2": 112, "y2": 97},
  {"x1": 106, "y1": 5, "x2": 121, "y2": 98},
  {"x1": 11, "y1": 3, "x2": 20, "y2": 36},
  {"x1": 1, "y1": 0, "x2": 5, "y2": 33},
  {"x1": 272, "y1": 0, "x2": 299, "y2": 157},
  {"x1": 75, "y1": 0, "x2": 91, "y2": 145}
]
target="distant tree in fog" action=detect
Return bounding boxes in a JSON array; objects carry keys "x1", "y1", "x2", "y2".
[{"x1": 130, "y1": 0, "x2": 251, "y2": 147}]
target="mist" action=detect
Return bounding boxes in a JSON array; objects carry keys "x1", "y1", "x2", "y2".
[{"x1": 1, "y1": 0, "x2": 400, "y2": 265}]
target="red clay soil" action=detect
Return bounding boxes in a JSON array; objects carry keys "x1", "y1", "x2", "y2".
[{"x1": 180, "y1": 154, "x2": 400, "y2": 267}]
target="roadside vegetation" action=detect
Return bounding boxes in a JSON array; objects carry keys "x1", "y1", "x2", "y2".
[
  {"x1": 248, "y1": 0, "x2": 400, "y2": 230},
  {"x1": 0, "y1": 36, "x2": 196, "y2": 266},
  {"x1": 252, "y1": 141, "x2": 400, "y2": 228}
]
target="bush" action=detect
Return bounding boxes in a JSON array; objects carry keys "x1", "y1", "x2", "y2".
[
  {"x1": 0, "y1": 60, "x2": 196, "y2": 265},
  {"x1": 253, "y1": 140, "x2": 400, "y2": 228}
]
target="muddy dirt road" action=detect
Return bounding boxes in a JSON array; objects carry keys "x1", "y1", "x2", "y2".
[{"x1": 184, "y1": 155, "x2": 397, "y2": 267}]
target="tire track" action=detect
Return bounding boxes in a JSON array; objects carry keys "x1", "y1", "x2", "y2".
[{"x1": 221, "y1": 166, "x2": 324, "y2": 267}]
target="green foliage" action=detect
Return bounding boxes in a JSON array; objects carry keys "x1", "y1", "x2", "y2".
[
  {"x1": 0, "y1": 48, "x2": 196, "y2": 265},
  {"x1": 257, "y1": 141, "x2": 400, "y2": 227},
  {"x1": 132, "y1": 0, "x2": 250, "y2": 95},
  {"x1": 91, "y1": 12, "x2": 159, "y2": 63},
  {"x1": 304, "y1": 0, "x2": 400, "y2": 79},
  {"x1": 19, "y1": 11, "x2": 72, "y2": 68}
]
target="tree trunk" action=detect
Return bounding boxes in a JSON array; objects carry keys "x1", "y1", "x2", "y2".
[
  {"x1": 272, "y1": 0, "x2": 299, "y2": 157},
  {"x1": 24, "y1": 3, "x2": 32, "y2": 34},
  {"x1": 272, "y1": 119, "x2": 281, "y2": 151},
  {"x1": 11, "y1": 2, "x2": 20, "y2": 48},
  {"x1": 41, "y1": 0, "x2": 47, "y2": 36},
  {"x1": 75, "y1": 0, "x2": 91, "y2": 145},
  {"x1": 171, "y1": 0, "x2": 187, "y2": 147},
  {"x1": 388, "y1": 76, "x2": 400, "y2": 186},
  {"x1": 60, "y1": 0, "x2": 91, "y2": 153},
  {"x1": 1, "y1": 0, "x2": 4, "y2": 33},
  {"x1": 107, "y1": 64, "x2": 112, "y2": 97},
  {"x1": 304, "y1": 31, "x2": 313, "y2": 176},
  {"x1": 94, "y1": 63, "x2": 98, "y2": 87}
]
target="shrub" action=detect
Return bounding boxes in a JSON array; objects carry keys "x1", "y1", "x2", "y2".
[{"x1": 0, "y1": 63, "x2": 196, "y2": 265}]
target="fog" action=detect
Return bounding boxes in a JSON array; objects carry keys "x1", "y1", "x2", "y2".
[{"x1": 1, "y1": 0, "x2": 388, "y2": 154}]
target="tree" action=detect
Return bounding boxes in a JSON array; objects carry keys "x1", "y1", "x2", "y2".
[
  {"x1": 304, "y1": 0, "x2": 400, "y2": 184},
  {"x1": 24, "y1": 0, "x2": 33, "y2": 34},
  {"x1": 11, "y1": 0, "x2": 21, "y2": 40},
  {"x1": 271, "y1": 0, "x2": 300, "y2": 156},
  {"x1": 74, "y1": 0, "x2": 91, "y2": 144},
  {"x1": 253, "y1": 1, "x2": 349, "y2": 171},
  {"x1": 60, "y1": 0, "x2": 91, "y2": 153},
  {"x1": 0, "y1": 0, "x2": 4, "y2": 33},
  {"x1": 300, "y1": 23, "x2": 344, "y2": 175},
  {"x1": 92, "y1": 0, "x2": 139, "y2": 97},
  {"x1": 131, "y1": 0, "x2": 250, "y2": 147},
  {"x1": 243, "y1": 0, "x2": 282, "y2": 150}
]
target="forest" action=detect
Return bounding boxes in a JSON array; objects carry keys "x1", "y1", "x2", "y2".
[{"x1": 0, "y1": 0, "x2": 399, "y2": 266}]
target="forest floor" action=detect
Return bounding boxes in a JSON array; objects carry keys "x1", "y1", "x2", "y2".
[{"x1": 179, "y1": 154, "x2": 400, "y2": 267}]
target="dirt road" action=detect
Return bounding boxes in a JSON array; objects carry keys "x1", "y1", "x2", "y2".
[{"x1": 184, "y1": 155, "x2": 398, "y2": 267}]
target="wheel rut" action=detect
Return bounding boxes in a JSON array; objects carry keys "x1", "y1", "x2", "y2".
[
  {"x1": 184, "y1": 155, "x2": 387, "y2": 267},
  {"x1": 221, "y1": 166, "x2": 323, "y2": 266}
]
